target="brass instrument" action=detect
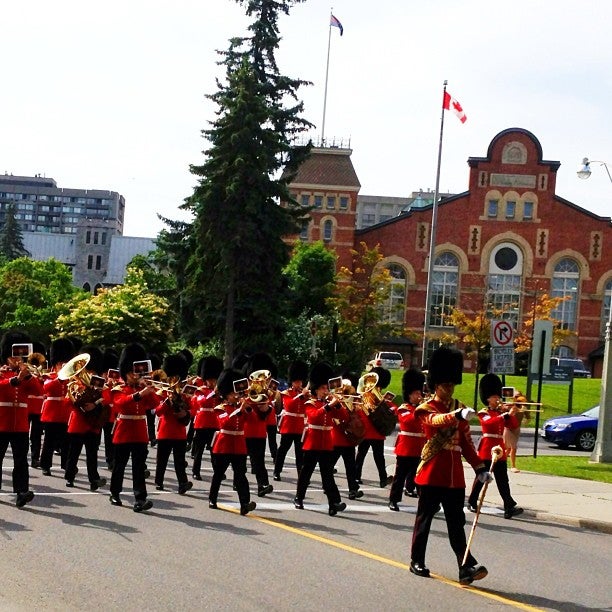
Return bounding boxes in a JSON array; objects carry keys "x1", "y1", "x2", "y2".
[
  {"x1": 357, "y1": 372, "x2": 384, "y2": 414},
  {"x1": 247, "y1": 369, "x2": 272, "y2": 404},
  {"x1": 26, "y1": 352, "x2": 48, "y2": 378},
  {"x1": 58, "y1": 353, "x2": 93, "y2": 397}
]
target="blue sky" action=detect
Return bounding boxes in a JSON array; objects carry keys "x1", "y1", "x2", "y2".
[{"x1": 2, "y1": 0, "x2": 611, "y2": 237}]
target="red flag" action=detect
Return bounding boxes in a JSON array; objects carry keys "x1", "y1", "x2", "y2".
[{"x1": 443, "y1": 90, "x2": 467, "y2": 123}]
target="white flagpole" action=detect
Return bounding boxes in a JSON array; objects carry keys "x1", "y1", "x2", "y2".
[
  {"x1": 422, "y1": 80, "x2": 448, "y2": 367},
  {"x1": 321, "y1": 10, "x2": 333, "y2": 145}
]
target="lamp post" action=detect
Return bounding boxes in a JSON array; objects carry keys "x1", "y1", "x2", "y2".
[{"x1": 577, "y1": 157, "x2": 612, "y2": 462}]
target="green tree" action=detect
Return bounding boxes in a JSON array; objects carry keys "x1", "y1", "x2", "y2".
[
  {"x1": 126, "y1": 253, "x2": 176, "y2": 298},
  {"x1": 0, "y1": 203, "x2": 29, "y2": 260},
  {"x1": 56, "y1": 269, "x2": 174, "y2": 353},
  {"x1": 0, "y1": 257, "x2": 85, "y2": 343},
  {"x1": 283, "y1": 241, "x2": 336, "y2": 317},
  {"x1": 181, "y1": 0, "x2": 312, "y2": 364}
]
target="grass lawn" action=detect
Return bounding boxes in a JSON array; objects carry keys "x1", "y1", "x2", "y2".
[{"x1": 513, "y1": 456, "x2": 612, "y2": 484}]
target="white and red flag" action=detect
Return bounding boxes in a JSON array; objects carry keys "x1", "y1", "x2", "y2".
[{"x1": 443, "y1": 90, "x2": 467, "y2": 123}]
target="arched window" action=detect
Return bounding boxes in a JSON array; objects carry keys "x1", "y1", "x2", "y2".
[
  {"x1": 487, "y1": 243, "x2": 523, "y2": 330},
  {"x1": 602, "y1": 279, "x2": 612, "y2": 336},
  {"x1": 323, "y1": 219, "x2": 333, "y2": 242},
  {"x1": 551, "y1": 258, "x2": 580, "y2": 331},
  {"x1": 94, "y1": 283, "x2": 104, "y2": 296},
  {"x1": 383, "y1": 263, "x2": 407, "y2": 325},
  {"x1": 430, "y1": 252, "x2": 458, "y2": 326},
  {"x1": 83, "y1": 282, "x2": 91, "y2": 293}
]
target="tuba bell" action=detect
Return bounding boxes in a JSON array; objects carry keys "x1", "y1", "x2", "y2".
[
  {"x1": 247, "y1": 369, "x2": 272, "y2": 405},
  {"x1": 358, "y1": 372, "x2": 384, "y2": 414}
]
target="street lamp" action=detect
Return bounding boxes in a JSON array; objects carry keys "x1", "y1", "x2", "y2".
[{"x1": 577, "y1": 157, "x2": 612, "y2": 463}]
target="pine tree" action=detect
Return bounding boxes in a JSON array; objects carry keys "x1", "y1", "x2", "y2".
[
  {"x1": 182, "y1": 0, "x2": 312, "y2": 364},
  {"x1": 0, "y1": 203, "x2": 30, "y2": 261}
]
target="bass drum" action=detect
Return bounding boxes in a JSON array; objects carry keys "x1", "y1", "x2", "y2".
[{"x1": 368, "y1": 402, "x2": 398, "y2": 437}]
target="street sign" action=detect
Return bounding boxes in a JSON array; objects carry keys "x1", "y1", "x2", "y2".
[
  {"x1": 528, "y1": 365, "x2": 572, "y2": 385},
  {"x1": 531, "y1": 320, "x2": 553, "y2": 375},
  {"x1": 491, "y1": 320, "x2": 513, "y2": 347},
  {"x1": 490, "y1": 347, "x2": 515, "y2": 374}
]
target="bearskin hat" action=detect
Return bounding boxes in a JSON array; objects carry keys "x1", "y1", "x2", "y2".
[
  {"x1": 244, "y1": 352, "x2": 278, "y2": 379},
  {"x1": 179, "y1": 348, "x2": 194, "y2": 368},
  {"x1": 80, "y1": 345, "x2": 104, "y2": 375},
  {"x1": 370, "y1": 366, "x2": 391, "y2": 390},
  {"x1": 163, "y1": 353, "x2": 189, "y2": 380},
  {"x1": 340, "y1": 369, "x2": 359, "y2": 390},
  {"x1": 200, "y1": 356, "x2": 224, "y2": 381},
  {"x1": 231, "y1": 353, "x2": 249, "y2": 371},
  {"x1": 216, "y1": 368, "x2": 244, "y2": 399},
  {"x1": 149, "y1": 352, "x2": 163, "y2": 372},
  {"x1": 119, "y1": 342, "x2": 148, "y2": 380},
  {"x1": 309, "y1": 361, "x2": 335, "y2": 391},
  {"x1": 402, "y1": 368, "x2": 426, "y2": 402},
  {"x1": 0, "y1": 330, "x2": 31, "y2": 362},
  {"x1": 49, "y1": 337, "x2": 75, "y2": 367},
  {"x1": 102, "y1": 348, "x2": 119, "y2": 372},
  {"x1": 32, "y1": 341, "x2": 47, "y2": 359},
  {"x1": 288, "y1": 360, "x2": 309, "y2": 383},
  {"x1": 479, "y1": 373, "x2": 503, "y2": 406},
  {"x1": 427, "y1": 346, "x2": 463, "y2": 390}
]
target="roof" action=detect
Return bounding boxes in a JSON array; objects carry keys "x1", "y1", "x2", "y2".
[
  {"x1": 289, "y1": 147, "x2": 361, "y2": 189},
  {"x1": 22, "y1": 233, "x2": 76, "y2": 265},
  {"x1": 105, "y1": 236, "x2": 156, "y2": 284}
]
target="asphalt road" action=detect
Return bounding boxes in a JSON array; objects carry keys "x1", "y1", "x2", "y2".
[{"x1": 0, "y1": 440, "x2": 609, "y2": 611}]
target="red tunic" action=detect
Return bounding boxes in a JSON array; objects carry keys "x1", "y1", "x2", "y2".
[
  {"x1": 414, "y1": 398, "x2": 484, "y2": 489},
  {"x1": 359, "y1": 408, "x2": 386, "y2": 441},
  {"x1": 0, "y1": 375, "x2": 41, "y2": 432},
  {"x1": 26, "y1": 377, "x2": 45, "y2": 415},
  {"x1": 243, "y1": 402, "x2": 270, "y2": 439},
  {"x1": 111, "y1": 386, "x2": 159, "y2": 444},
  {"x1": 278, "y1": 390, "x2": 307, "y2": 435},
  {"x1": 67, "y1": 386, "x2": 112, "y2": 434},
  {"x1": 330, "y1": 406, "x2": 352, "y2": 447},
  {"x1": 395, "y1": 403, "x2": 426, "y2": 457},
  {"x1": 476, "y1": 409, "x2": 519, "y2": 462},
  {"x1": 155, "y1": 397, "x2": 189, "y2": 440},
  {"x1": 302, "y1": 398, "x2": 337, "y2": 452},
  {"x1": 211, "y1": 404, "x2": 247, "y2": 455},
  {"x1": 41, "y1": 374, "x2": 72, "y2": 423},
  {"x1": 191, "y1": 387, "x2": 219, "y2": 429}
]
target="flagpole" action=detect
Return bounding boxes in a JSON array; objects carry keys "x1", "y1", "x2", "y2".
[
  {"x1": 321, "y1": 9, "x2": 333, "y2": 145},
  {"x1": 422, "y1": 80, "x2": 448, "y2": 367}
]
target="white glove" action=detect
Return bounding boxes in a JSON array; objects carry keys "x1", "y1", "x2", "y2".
[
  {"x1": 477, "y1": 471, "x2": 493, "y2": 484},
  {"x1": 456, "y1": 407, "x2": 475, "y2": 421}
]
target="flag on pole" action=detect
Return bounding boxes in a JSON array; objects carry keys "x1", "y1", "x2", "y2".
[
  {"x1": 330, "y1": 14, "x2": 343, "y2": 36},
  {"x1": 443, "y1": 90, "x2": 467, "y2": 123}
]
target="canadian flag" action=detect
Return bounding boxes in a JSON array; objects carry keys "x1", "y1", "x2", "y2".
[{"x1": 443, "y1": 90, "x2": 467, "y2": 123}]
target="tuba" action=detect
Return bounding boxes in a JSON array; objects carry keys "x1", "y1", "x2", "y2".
[
  {"x1": 358, "y1": 372, "x2": 384, "y2": 414},
  {"x1": 248, "y1": 369, "x2": 272, "y2": 404}
]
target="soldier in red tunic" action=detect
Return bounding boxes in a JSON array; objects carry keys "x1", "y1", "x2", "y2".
[
  {"x1": 467, "y1": 374, "x2": 523, "y2": 519},
  {"x1": 389, "y1": 368, "x2": 426, "y2": 511},
  {"x1": 208, "y1": 368, "x2": 256, "y2": 516},
  {"x1": 410, "y1": 347, "x2": 491, "y2": 585}
]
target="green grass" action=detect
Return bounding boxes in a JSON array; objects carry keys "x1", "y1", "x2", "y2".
[{"x1": 512, "y1": 456, "x2": 612, "y2": 484}]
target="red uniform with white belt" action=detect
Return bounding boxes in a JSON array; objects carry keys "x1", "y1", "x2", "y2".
[
  {"x1": 189, "y1": 386, "x2": 219, "y2": 479},
  {"x1": 39, "y1": 373, "x2": 72, "y2": 472},
  {"x1": 273, "y1": 388, "x2": 307, "y2": 478}
]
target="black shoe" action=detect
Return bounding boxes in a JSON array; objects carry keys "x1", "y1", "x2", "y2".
[
  {"x1": 294, "y1": 497, "x2": 304, "y2": 509},
  {"x1": 90, "y1": 478, "x2": 107, "y2": 491},
  {"x1": 208, "y1": 501, "x2": 217, "y2": 509},
  {"x1": 155, "y1": 484, "x2": 164, "y2": 491},
  {"x1": 356, "y1": 478, "x2": 363, "y2": 485},
  {"x1": 348, "y1": 490, "x2": 364, "y2": 500},
  {"x1": 273, "y1": 473, "x2": 281, "y2": 482},
  {"x1": 42, "y1": 469, "x2": 51, "y2": 476},
  {"x1": 144, "y1": 469, "x2": 151, "y2": 479},
  {"x1": 109, "y1": 495, "x2": 123, "y2": 506},
  {"x1": 389, "y1": 501, "x2": 400, "y2": 511},
  {"x1": 193, "y1": 473, "x2": 202, "y2": 481},
  {"x1": 504, "y1": 506, "x2": 523, "y2": 519},
  {"x1": 31, "y1": 460, "x2": 41, "y2": 469},
  {"x1": 406, "y1": 490, "x2": 418, "y2": 498},
  {"x1": 409, "y1": 561, "x2": 430, "y2": 578},
  {"x1": 258, "y1": 484, "x2": 273, "y2": 497},
  {"x1": 65, "y1": 480, "x2": 74, "y2": 488},
  {"x1": 459, "y1": 564, "x2": 488, "y2": 585},
  {"x1": 329, "y1": 502, "x2": 346, "y2": 516},
  {"x1": 133, "y1": 500, "x2": 153, "y2": 513},
  {"x1": 178, "y1": 481, "x2": 193, "y2": 495},
  {"x1": 15, "y1": 491, "x2": 34, "y2": 508},
  {"x1": 467, "y1": 504, "x2": 478, "y2": 513},
  {"x1": 240, "y1": 501, "x2": 256, "y2": 516},
  {"x1": 380, "y1": 475, "x2": 393, "y2": 488}
]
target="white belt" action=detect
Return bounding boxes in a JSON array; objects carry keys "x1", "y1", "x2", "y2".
[
  {"x1": 308, "y1": 425, "x2": 332, "y2": 431},
  {"x1": 28, "y1": 395, "x2": 44, "y2": 400},
  {"x1": 482, "y1": 433, "x2": 503, "y2": 439},
  {"x1": 45, "y1": 397, "x2": 64, "y2": 401},
  {"x1": 399, "y1": 431, "x2": 425, "y2": 437},
  {"x1": 198, "y1": 407, "x2": 214, "y2": 413},
  {"x1": 117, "y1": 414, "x2": 147, "y2": 421},
  {"x1": 219, "y1": 429, "x2": 244, "y2": 436},
  {"x1": 0, "y1": 402, "x2": 27, "y2": 408},
  {"x1": 283, "y1": 411, "x2": 303, "y2": 418}
]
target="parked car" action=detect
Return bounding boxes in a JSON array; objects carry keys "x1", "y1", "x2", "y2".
[
  {"x1": 540, "y1": 405, "x2": 599, "y2": 451},
  {"x1": 366, "y1": 351, "x2": 405, "y2": 371},
  {"x1": 549, "y1": 357, "x2": 591, "y2": 378}
]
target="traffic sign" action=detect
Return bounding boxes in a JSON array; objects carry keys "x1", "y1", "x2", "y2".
[
  {"x1": 491, "y1": 320, "x2": 513, "y2": 347},
  {"x1": 490, "y1": 347, "x2": 515, "y2": 374}
]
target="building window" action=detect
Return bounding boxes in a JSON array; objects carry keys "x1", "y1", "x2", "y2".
[
  {"x1": 487, "y1": 200, "x2": 498, "y2": 217},
  {"x1": 95, "y1": 255, "x2": 102, "y2": 270},
  {"x1": 86, "y1": 230, "x2": 91, "y2": 244},
  {"x1": 362, "y1": 203, "x2": 376, "y2": 227},
  {"x1": 379, "y1": 204, "x2": 394, "y2": 223},
  {"x1": 83, "y1": 282, "x2": 91, "y2": 293},
  {"x1": 314, "y1": 195, "x2": 323, "y2": 209},
  {"x1": 299, "y1": 224, "x2": 308, "y2": 241},
  {"x1": 524, "y1": 201, "x2": 534, "y2": 220},
  {"x1": 94, "y1": 231, "x2": 99, "y2": 245},
  {"x1": 323, "y1": 219, "x2": 333, "y2": 242},
  {"x1": 602, "y1": 279, "x2": 612, "y2": 337},
  {"x1": 101, "y1": 232, "x2": 107, "y2": 245},
  {"x1": 87, "y1": 255, "x2": 93, "y2": 269},
  {"x1": 300, "y1": 194, "x2": 310, "y2": 207},
  {"x1": 339, "y1": 196, "x2": 349, "y2": 210},
  {"x1": 487, "y1": 243, "x2": 523, "y2": 330},
  {"x1": 506, "y1": 201, "x2": 516, "y2": 219},
  {"x1": 430, "y1": 252, "x2": 459, "y2": 326},
  {"x1": 551, "y1": 258, "x2": 580, "y2": 331},
  {"x1": 326, "y1": 196, "x2": 336, "y2": 210},
  {"x1": 383, "y1": 263, "x2": 407, "y2": 325}
]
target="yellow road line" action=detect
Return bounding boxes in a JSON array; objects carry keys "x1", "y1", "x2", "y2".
[{"x1": 222, "y1": 505, "x2": 544, "y2": 612}]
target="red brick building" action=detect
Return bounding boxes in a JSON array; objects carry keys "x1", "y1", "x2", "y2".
[{"x1": 289, "y1": 128, "x2": 612, "y2": 371}]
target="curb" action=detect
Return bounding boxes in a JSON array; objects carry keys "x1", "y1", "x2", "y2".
[{"x1": 522, "y1": 508, "x2": 612, "y2": 535}]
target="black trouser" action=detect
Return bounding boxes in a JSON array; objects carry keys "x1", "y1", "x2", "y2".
[
  {"x1": 191, "y1": 428, "x2": 216, "y2": 477},
  {"x1": 110, "y1": 442, "x2": 149, "y2": 502},
  {"x1": 295, "y1": 450, "x2": 341, "y2": 507},
  {"x1": 28, "y1": 414, "x2": 42, "y2": 465},
  {"x1": 266, "y1": 424, "x2": 278, "y2": 461},
  {"x1": 468, "y1": 459, "x2": 516, "y2": 510},
  {"x1": 390, "y1": 455, "x2": 420, "y2": 502},
  {"x1": 209, "y1": 453, "x2": 250, "y2": 506},
  {"x1": 102, "y1": 422, "x2": 116, "y2": 468},
  {"x1": 0, "y1": 431, "x2": 30, "y2": 493},
  {"x1": 40, "y1": 422, "x2": 68, "y2": 470},
  {"x1": 332, "y1": 446, "x2": 360, "y2": 492},
  {"x1": 246, "y1": 437, "x2": 269, "y2": 489},
  {"x1": 155, "y1": 438, "x2": 189, "y2": 486},
  {"x1": 146, "y1": 411, "x2": 157, "y2": 445},
  {"x1": 411, "y1": 485, "x2": 478, "y2": 569},
  {"x1": 355, "y1": 439, "x2": 388, "y2": 481},
  {"x1": 65, "y1": 432, "x2": 102, "y2": 483},
  {"x1": 274, "y1": 433, "x2": 304, "y2": 475}
]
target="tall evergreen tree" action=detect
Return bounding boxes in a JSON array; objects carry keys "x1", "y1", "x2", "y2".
[
  {"x1": 0, "y1": 203, "x2": 30, "y2": 260},
  {"x1": 182, "y1": 0, "x2": 312, "y2": 364}
]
